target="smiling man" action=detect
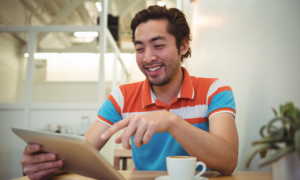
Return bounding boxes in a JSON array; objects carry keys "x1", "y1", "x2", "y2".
[
  {"x1": 21, "y1": 6, "x2": 238, "y2": 179},
  {"x1": 95, "y1": 5, "x2": 238, "y2": 174}
]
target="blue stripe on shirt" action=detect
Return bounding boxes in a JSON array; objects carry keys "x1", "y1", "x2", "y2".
[
  {"x1": 207, "y1": 90, "x2": 236, "y2": 116},
  {"x1": 98, "y1": 98, "x2": 122, "y2": 124}
]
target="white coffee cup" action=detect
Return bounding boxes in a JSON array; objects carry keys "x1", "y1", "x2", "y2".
[{"x1": 166, "y1": 156, "x2": 206, "y2": 180}]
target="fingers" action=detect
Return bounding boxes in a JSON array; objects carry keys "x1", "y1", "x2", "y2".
[
  {"x1": 117, "y1": 121, "x2": 155, "y2": 148},
  {"x1": 22, "y1": 153, "x2": 57, "y2": 166},
  {"x1": 23, "y1": 160, "x2": 63, "y2": 175},
  {"x1": 133, "y1": 120, "x2": 148, "y2": 147},
  {"x1": 115, "y1": 135, "x2": 122, "y2": 144},
  {"x1": 23, "y1": 144, "x2": 40, "y2": 155},
  {"x1": 142, "y1": 125, "x2": 156, "y2": 144},
  {"x1": 105, "y1": 113, "x2": 165, "y2": 148},
  {"x1": 121, "y1": 124, "x2": 139, "y2": 150},
  {"x1": 22, "y1": 144, "x2": 63, "y2": 180},
  {"x1": 101, "y1": 118, "x2": 130, "y2": 140}
]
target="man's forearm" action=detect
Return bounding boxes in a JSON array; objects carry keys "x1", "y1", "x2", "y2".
[
  {"x1": 168, "y1": 114, "x2": 238, "y2": 175},
  {"x1": 85, "y1": 120, "x2": 110, "y2": 151}
]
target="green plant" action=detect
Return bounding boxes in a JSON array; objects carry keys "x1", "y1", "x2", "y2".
[{"x1": 245, "y1": 102, "x2": 300, "y2": 168}]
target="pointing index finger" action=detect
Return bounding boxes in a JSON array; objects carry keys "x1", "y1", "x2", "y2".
[{"x1": 101, "y1": 118, "x2": 129, "y2": 140}]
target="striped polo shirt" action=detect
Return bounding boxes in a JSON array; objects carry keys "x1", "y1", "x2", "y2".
[{"x1": 97, "y1": 67, "x2": 236, "y2": 171}]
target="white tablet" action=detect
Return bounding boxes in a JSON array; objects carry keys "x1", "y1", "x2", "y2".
[{"x1": 12, "y1": 127, "x2": 125, "y2": 180}]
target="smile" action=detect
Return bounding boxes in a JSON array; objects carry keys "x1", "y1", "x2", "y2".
[{"x1": 148, "y1": 66, "x2": 161, "y2": 72}]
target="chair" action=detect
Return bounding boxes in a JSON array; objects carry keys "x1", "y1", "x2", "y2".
[{"x1": 113, "y1": 148, "x2": 133, "y2": 170}]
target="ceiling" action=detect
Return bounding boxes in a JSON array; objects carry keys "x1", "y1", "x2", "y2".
[{"x1": 0, "y1": 0, "x2": 177, "y2": 53}]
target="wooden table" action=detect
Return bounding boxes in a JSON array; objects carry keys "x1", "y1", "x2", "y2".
[{"x1": 14, "y1": 171, "x2": 271, "y2": 180}]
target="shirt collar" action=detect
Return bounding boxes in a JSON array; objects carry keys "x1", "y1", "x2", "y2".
[
  {"x1": 178, "y1": 67, "x2": 195, "y2": 99},
  {"x1": 142, "y1": 67, "x2": 194, "y2": 108}
]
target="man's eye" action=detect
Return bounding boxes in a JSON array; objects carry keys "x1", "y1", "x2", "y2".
[
  {"x1": 155, "y1": 45, "x2": 164, "y2": 49},
  {"x1": 136, "y1": 48, "x2": 143, "y2": 52}
]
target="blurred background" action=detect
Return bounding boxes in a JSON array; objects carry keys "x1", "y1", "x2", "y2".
[{"x1": 0, "y1": 0, "x2": 299, "y2": 179}]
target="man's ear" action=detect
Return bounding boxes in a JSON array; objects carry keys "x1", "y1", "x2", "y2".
[{"x1": 180, "y1": 38, "x2": 189, "y2": 55}]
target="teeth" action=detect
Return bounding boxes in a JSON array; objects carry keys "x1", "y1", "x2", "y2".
[{"x1": 148, "y1": 66, "x2": 161, "y2": 71}]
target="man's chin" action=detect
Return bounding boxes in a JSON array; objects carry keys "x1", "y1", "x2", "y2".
[{"x1": 147, "y1": 77, "x2": 171, "y2": 86}]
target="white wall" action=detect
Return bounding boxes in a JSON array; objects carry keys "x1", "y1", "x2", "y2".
[
  {"x1": 32, "y1": 82, "x2": 100, "y2": 103},
  {"x1": 183, "y1": 0, "x2": 300, "y2": 171},
  {"x1": 0, "y1": 34, "x2": 22, "y2": 103}
]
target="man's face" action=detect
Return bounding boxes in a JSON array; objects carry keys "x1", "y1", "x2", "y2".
[{"x1": 134, "y1": 19, "x2": 182, "y2": 86}]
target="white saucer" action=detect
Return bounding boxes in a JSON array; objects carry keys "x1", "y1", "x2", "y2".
[{"x1": 155, "y1": 175, "x2": 208, "y2": 180}]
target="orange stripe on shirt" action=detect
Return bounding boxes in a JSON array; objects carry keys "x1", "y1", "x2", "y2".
[
  {"x1": 97, "y1": 115, "x2": 114, "y2": 126},
  {"x1": 191, "y1": 77, "x2": 218, "y2": 104},
  {"x1": 208, "y1": 86, "x2": 232, "y2": 106},
  {"x1": 208, "y1": 108, "x2": 236, "y2": 118},
  {"x1": 185, "y1": 117, "x2": 208, "y2": 124},
  {"x1": 120, "y1": 82, "x2": 149, "y2": 113},
  {"x1": 108, "y1": 94, "x2": 121, "y2": 116}
]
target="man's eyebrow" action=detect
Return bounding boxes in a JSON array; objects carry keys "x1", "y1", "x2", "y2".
[
  {"x1": 150, "y1": 36, "x2": 166, "y2": 42},
  {"x1": 134, "y1": 36, "x2": 166, "y2": 45},
  {"x1": 134, "y1": 40, "x2": 143, "y2": 45}
]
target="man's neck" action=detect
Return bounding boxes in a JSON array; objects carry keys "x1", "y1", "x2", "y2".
[{"x1": 152, "y1": 67, "x2": 183, "y2": 106}]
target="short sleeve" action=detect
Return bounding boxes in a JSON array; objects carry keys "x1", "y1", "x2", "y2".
[
  {"x1": 97, "y1": 87, "x2": 124, "y2": 126},
  {"x1": 206, "y1": 79, "x2": 236, "y2": 119}
]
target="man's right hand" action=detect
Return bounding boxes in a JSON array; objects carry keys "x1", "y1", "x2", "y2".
[{"x1": 21, "y1": 144, "x2": 63, "y2": 180}]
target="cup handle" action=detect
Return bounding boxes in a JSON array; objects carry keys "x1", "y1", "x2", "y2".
[{"x1": 194, "y1": 162, "x2": 206, "y2": 179}]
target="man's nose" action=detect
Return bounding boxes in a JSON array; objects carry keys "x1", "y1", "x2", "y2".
[{"x1": 143, "y1": 48, "x2": 157, "y2": 63}]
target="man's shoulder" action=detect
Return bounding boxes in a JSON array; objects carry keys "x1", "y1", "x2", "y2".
[
  {"x1": 111, "y1": 80, "x2": 145, "y2": 98},
  {"x1": 190, "y1": 76, "x2": 219, "y2": 87},
  {"x1": 119, "y1": 80, "x2": 144, "y2": 90},
  {"x1": 108, "y1": 81, "x2": 145, "y2": 106},
  {"x1": 189, "y1": 76, "x2": 232, "y2": 96}
]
